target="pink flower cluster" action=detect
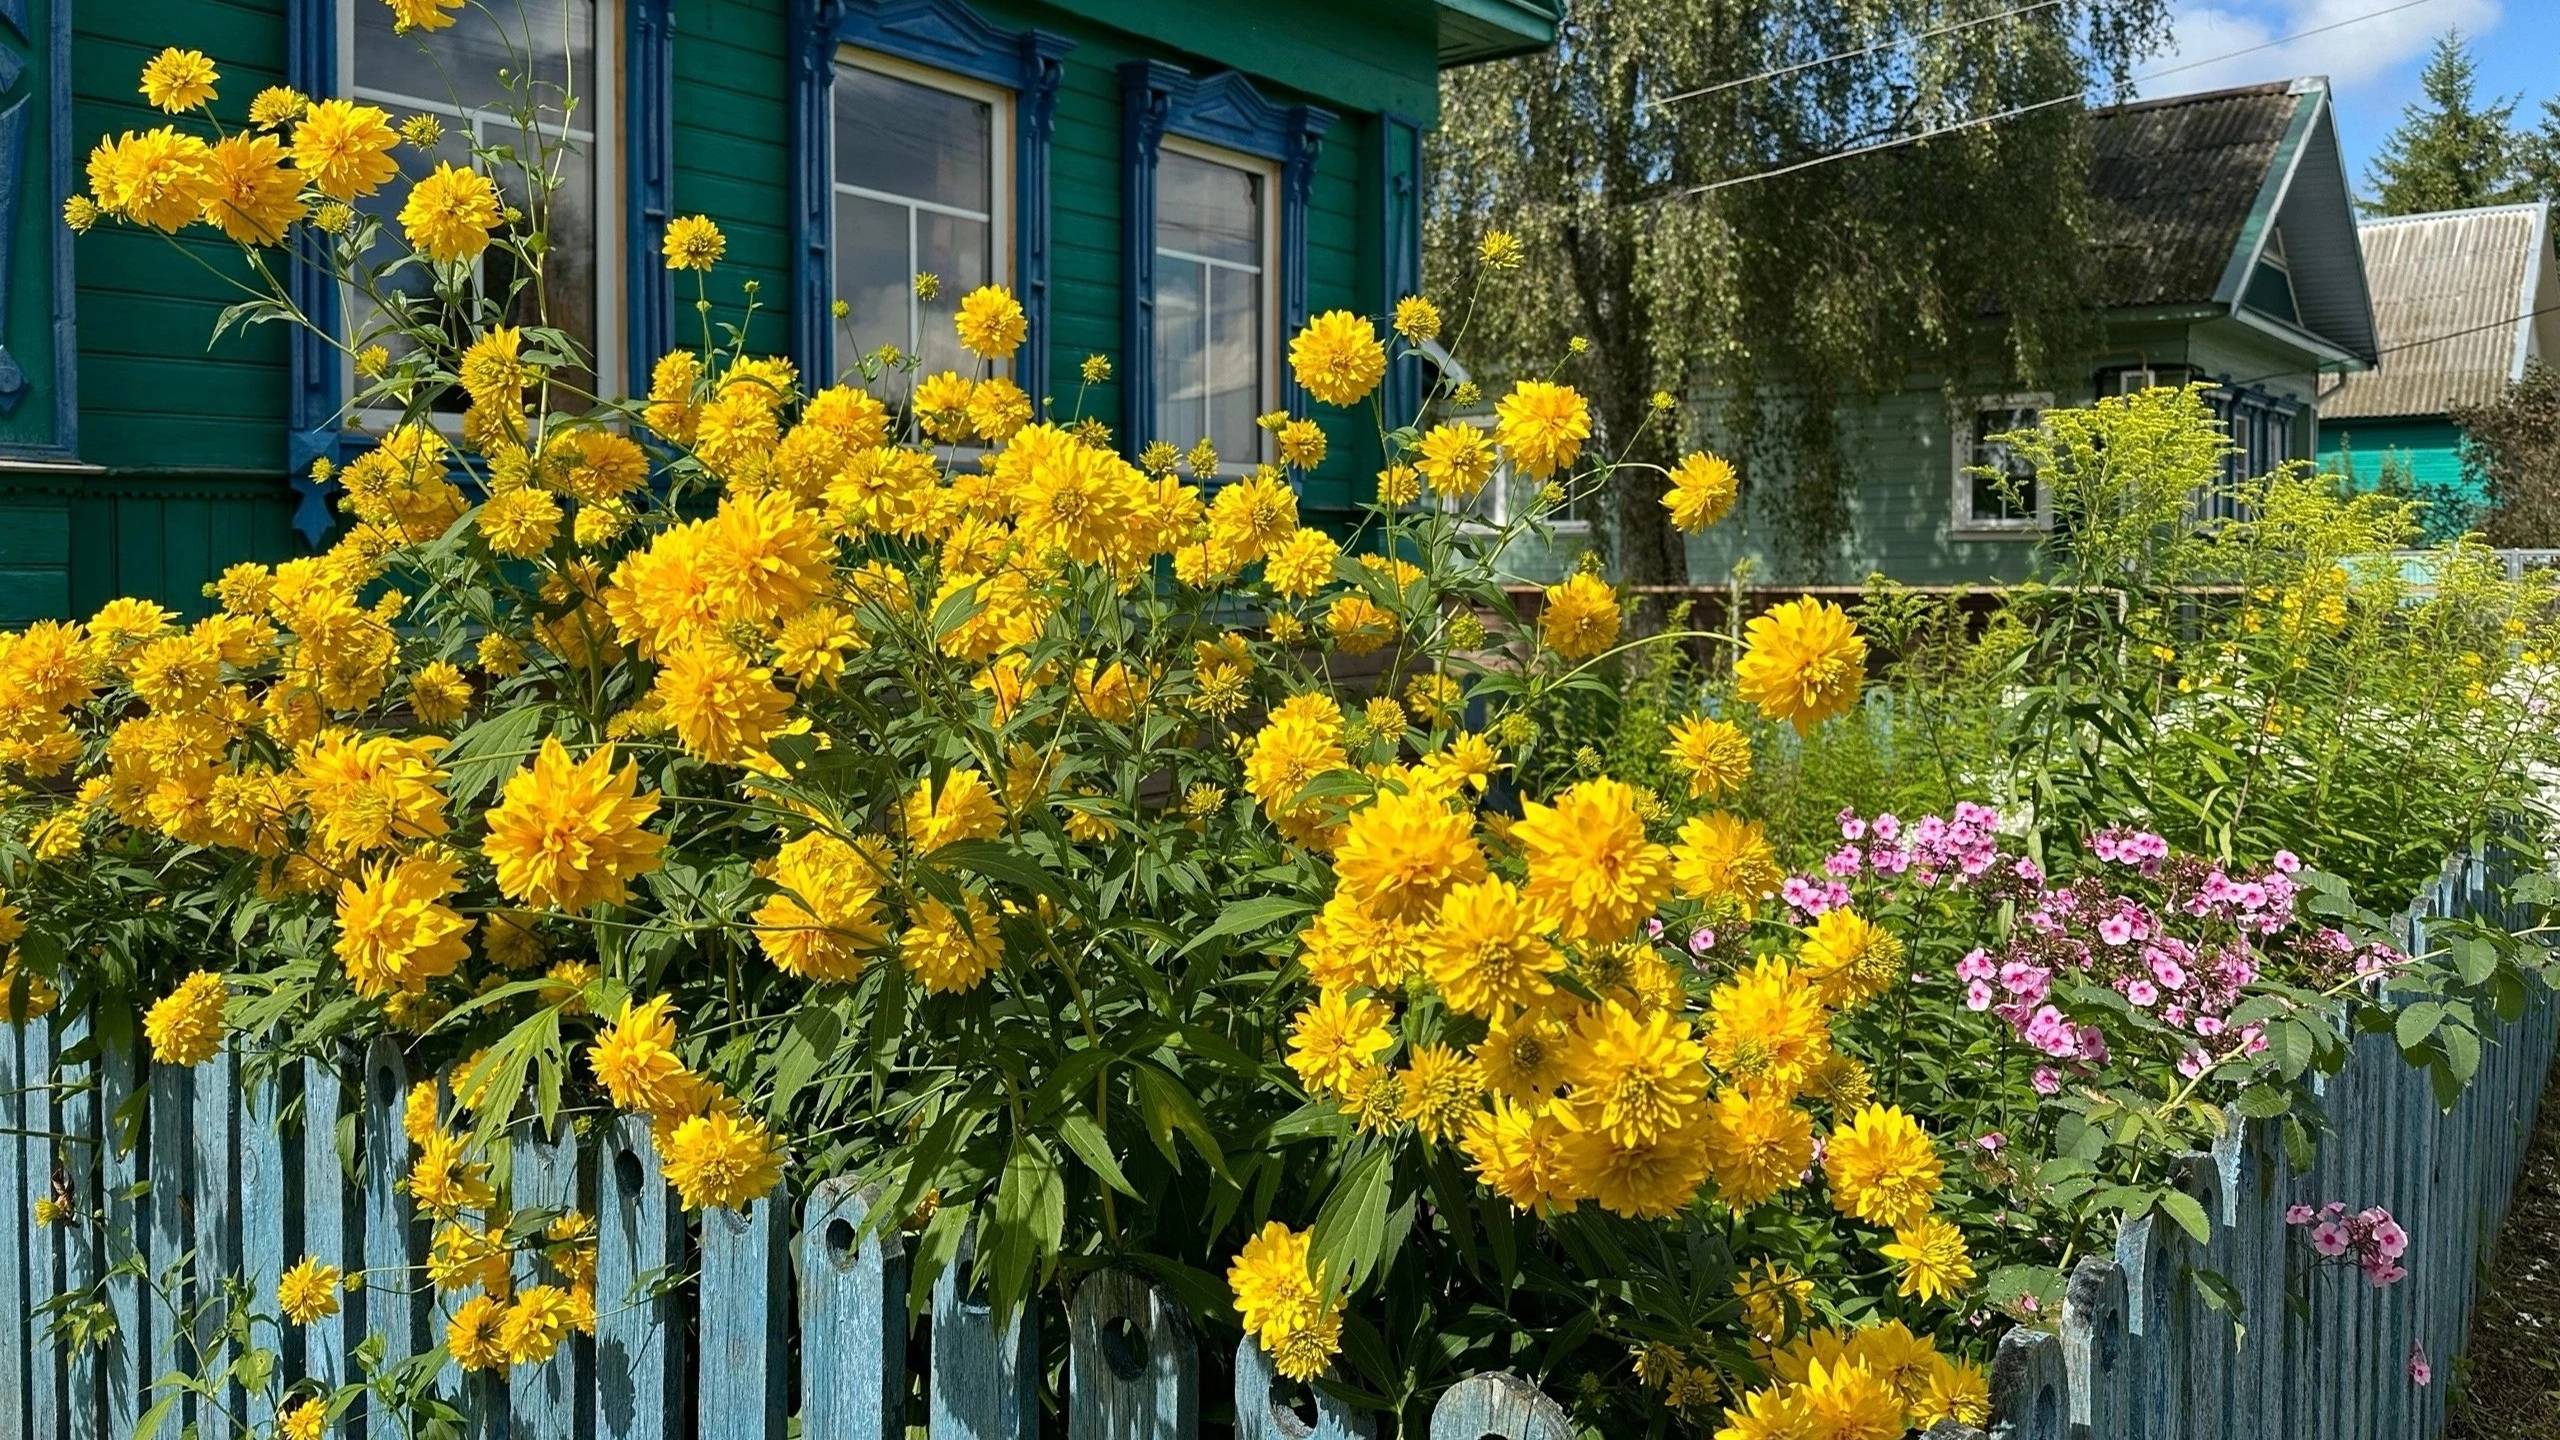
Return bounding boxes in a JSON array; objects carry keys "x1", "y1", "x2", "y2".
[
  {"x1": 1786, "y1": 804, "x2": 2033, "y2": 915},
  {"x1": 2285, "y1": 1201, "x2": 2412, "y2": 1287}
]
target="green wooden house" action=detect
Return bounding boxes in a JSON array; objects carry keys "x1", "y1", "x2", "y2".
[
  {"x1": 2314, "y1": 201, "x2": 2560, "y2": 527},
  {"x1": 1671, "y1": 77, "x2": 2382, "y2": 587},
  {"x1": 0, "y1": 0, "x2": 1559, "y2": 623}
]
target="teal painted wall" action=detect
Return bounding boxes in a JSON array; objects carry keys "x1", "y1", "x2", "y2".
[
  {"x1": 0, "y1": 0, "x2": 1432, "y2": 622},
  {"x1": 2317, "y1": 417, "x2": 2472, "y2": 496}
]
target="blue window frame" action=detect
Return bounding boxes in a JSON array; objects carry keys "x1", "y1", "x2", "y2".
[
  {"x1": 1119, "y1": 61, "x2": 1331, "y2": 466},
  {"x1": 284, "y1": 0, "x2": 672, "y2": 545},
  {"x1": 788, "y1": 0, "x2": 1071, "y2": 402},
  {"x1": 0, "y1": 0, "x2": 79, "y2": 464}
]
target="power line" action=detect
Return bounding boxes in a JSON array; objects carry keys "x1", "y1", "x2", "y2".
[
  {"x1": 1676, "y1": 0, "x2": 2438, "y2": 199},
  {"x1": 2232, "y1": 301, "x2": 2560, "y2": 391},
  {"x1": 1642, "y1": 0, "x2": 2065, "y2": 112}
]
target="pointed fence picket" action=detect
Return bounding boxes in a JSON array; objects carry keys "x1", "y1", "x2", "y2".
[{"x1": 0, "y1": 842, "x2": 2551, "y2": 1439}]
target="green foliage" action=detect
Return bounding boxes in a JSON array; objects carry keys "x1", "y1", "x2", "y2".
[
  {"x1": 2454, "y1": 361, "x2": 2560, "y2": 549},
  {"x1": 2362, "y1": 29, "x2": 2540, "y2": 216}
]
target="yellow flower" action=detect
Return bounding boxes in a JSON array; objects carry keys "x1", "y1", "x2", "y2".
[
  {"x1": 1423, "y1": 878, "x2": 1560, "y2": 1017},
  {"x1": 1672, "y1": 812, "x2": 1783, "y2": 914},
  {"x1": 386, "y1": 0, "x2": 466, "y2": 33},
  {"x1": 1374, "y1": 463, "x2": 1420, "y2": 507},
  {"x1": 448, "y1": 1292, "x2": 511, "y2": 1372},
  {"x1": 291, "y1": 100, "x2": 401, "y2": 201},
  {"x1": 1225, "y1": 1222, "x2": 1344, "y2": 1382},
  {"x1": 900, "y1": 892, "x2": 1004, "y2": 994},
  {"x1": 334, "y1": 854, "x2": 472, "y2": 998},
  {"x1": 753, "y1": 832, "x2": 890, "y2": 982},
  {"x1": 200, "y1": 134, "x2": 306, "y2": 245},
  {"x1": 1264, "y1": 527, "x2": 1341, "y2": 599},
  {"x1": 1539, "y1": 573, "x2": 1619, "y2": 662},
  {"x1": 954, "y1": 284, "x2": 1028, "y2": 359},
  {"x1": 1702, "y1": 956, "x2": 1830, "y2": 1102},
  {"x1": 86, "y1": 128, "x2": 216, "y2": 232},
  {"x1": 1397, "y1": 1043, "x2": 1484, "y2": 1143},
  {"x1": 663, "y1": 213, "x2": 725, "y2": 271},
  {"x1": 249, "y1": 86, "x2": 309, "y2": 129},
  {"x1": 1664, "y1": 452, "x2": 1739, "y2": 532},
  {"x1": 139, "y1": 48, "x2": 218, "y2": 113},
  {"x1": 1285, "y1": 990, "x2": 1394, "y2": 1096},
  {"x1": 1474, "y1": 1007, "x2": 1569, "y2": 1101},
  {"x1": 501, "y1": 1284, "x2": 578, "y2": 1365},
  {"x1": 1552, "y1": 1102, "x2": 1714, "y2": 1219},
  {"x1": 282, "y1": 1399, "x2": 327, "y2": 1440},
  {"x1": 905, "y1": 768, "x2": 1002, "y2": 852},
  {"x1": 1460, "y1": 1096, "x2": 1575, "y2": 1211},
  {"x1": 1414, "y1": 423, "x2": 1496, "y2": 499},
  {"x1": 588, "y1": 995, "x2": 712, "y2": 1124},
  {"x1": 1081, "y1": 353, "x2": 1112, "y2": 384},
  {"x1": 1880, "y1": 1217, "x2": 1974, "y2": 1304},
  {"x1": 1914, "y1": 1356, "x2": 1991, "y2": 1429},
  {"x1": 143, "y1": 971, "x2": 228, "y2": 1066},
  {"x1": 1702, "y1": 1087, "x2": 1814, "y2": 1210},
  {"x1": 1662, "y1": 716, "x2": 1750, "y2": 800},
  {"x1": 400, "y1": 163, "x2": 503, "y2": 263},
  {"x1": 1714, "y1": 1384, "x2": 1808, "y2": 1440},
  {"x1": 654, "y1": 644, "x2": 790, "y2": 765},
  {"x1": 1325, "y1": 594, "x2": 1398, "y2": 657},
  {"x1": 1392, "y1": 295, "x2": 1441, "y2": 344},
  {"x1": 404, "y1": 1131, "x2": 495, "y2": 1219},
  {"x1": 1493, "y1": 381, "x2": 1589, "y2": 480},
  {"x1": 277, "y1": 1256, "x2": 342, "y2": 1325},
  {"x1": 1509, "y1": 778, "x2": 1672, "y2": 944},
  {"x1": 61, "y1": 194, "x2": 101, "y2": 232},
  {"x1": 1797, "y1": 908, "x2": 1904, "y2": 1010},
  {"x1": 1735, "y1": 598, "x2": 1867, "y2": 735},
  {"x1": 1332, "y1": 787, "x2": 1485, "y2": 923},
  {"x1": 1823, "y1": 1105, "x2": 1941, "y2": 1229},
  {"x1": 1562, "y1": 1000, "x2": 1708, "y2": 1148},
  {"x1": 1796, "y1": 1356, "x2": 1906, "y2": 1440},
  {"x1": 1479, "y1": 229, "x2": 1524, "y2": 270},
  {"x1": 478, "y1": 485, "x2": 562, "y2": 559},
  {"x1": 1276, "y1": 418, "x2": 1328, "y2": 470},
  {"x1": 965, "y1": 376, "x2": 1033, "y2": 441},
  {"x1": 483, "y1": 739, "x2": 667, "y2": 912},
  {"x1": 1289, "y1": 310, "x2": 1386, "y2": 407},
  {"x1": 660, "y1": 1107, "x2": 784, "y2": 1211}
]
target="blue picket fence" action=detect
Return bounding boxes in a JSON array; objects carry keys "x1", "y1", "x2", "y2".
[{"x1": 1, "y1": 843, "x2": 2550, "y2": 1440}]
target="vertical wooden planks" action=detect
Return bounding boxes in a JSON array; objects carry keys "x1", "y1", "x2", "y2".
[
  {"x1": 795, "y1": 1180, "x2": 903, "y2": 1440},
  {"x1": 192, "y1": 1046, "x2": 241, "y2": 1436},
  {"x1": 930, "y1": 1230, "x2": 1038, "y2": 1440},
  {"x1": 2115, "y1": 1213, "x2": 2174, "y2": 1440},
  {"x1": 698, "y1": 1188, "x2": 790, "y2": 1440},
  {"x1": 510, "y1": 1121, "x2": 592, "y2": 1440},
  {"x1": 1233, "y1": 1340, "x2": 1375, "y2": 1440},
  {"x1": 2060, "y1": 1256, "x2": 2130, "y2": 1440},
  {"x1": 99, "y1": 1032, "x2": 144, "y2": 1440},
  {"x1": 2237, "y1": 1121, "x2": 2290, "y2": 1440},
  {"x1": 147, "y1": 1057, "x2": 193, "y2": 1436},
  {"x1": 596, "y1": 1118, "x2": 686, "y2": 1440},
  {"x1": 238, "y1": 1060, "x2": 291, "y2": 1438},
  {"x1": 1066, "y1": 1270, "x2": 1198, "y2": 1440},
  {"x1": 4, "y1": 1017, "x2": 28, "y2": 1440},
  {"x1": 1425, "y1": 1373, "x2": 1572, "y2": 1440},
  {"x1": 1986, "y1": 1327, "x2": 2066, "y2": 1440},
  {"x1": 60, "y1": 1013, "x2": 101, "y2": 1440},
  {"x1": 23, "y1": 1021, "x2": 61, "y2": 1440},
  {"x1": 361, "y1": 1039, "x2": 424, "y2": 1368},
  {"x1": 297, "y1": 1055, "x2": 358, "y2": 1406}
]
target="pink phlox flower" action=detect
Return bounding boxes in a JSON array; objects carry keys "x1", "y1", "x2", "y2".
[
  {"x1": 2311, "y1": 1221, "x2": 2351, "y2": 1257},
  {"x1": 2284, "y1": 1204, "x2": 2315, "y2": 1226}
]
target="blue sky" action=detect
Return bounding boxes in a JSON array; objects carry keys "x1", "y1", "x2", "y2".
[{"x1": 2143, "y1": 0, "x2": 2558, "y2": 199}]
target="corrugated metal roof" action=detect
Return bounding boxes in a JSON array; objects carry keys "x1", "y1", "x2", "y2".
[
  {"x1": 2321, "y1": 204, "x2": 2547, "y2": 420},
  {"x1": 2086, "y1": 82, "x2": 2306, "y2": 308}
]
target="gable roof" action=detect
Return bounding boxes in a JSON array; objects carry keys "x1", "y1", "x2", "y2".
[
  {"x1": 2085, "y1": 78, "x2": 2379, "y2": 365},
  {"x1": 2321, "y1": 203, "x2": 2557, "y2": 420}
]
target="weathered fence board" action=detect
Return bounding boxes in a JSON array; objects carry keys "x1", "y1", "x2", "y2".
[{"x1": 0, "y1": 841, "x2": 2550, "y2": 1439}]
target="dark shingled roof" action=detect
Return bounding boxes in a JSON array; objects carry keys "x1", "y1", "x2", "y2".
[{"x1": 2086, "y1": 82, "x2": 2302, "y2": 308}]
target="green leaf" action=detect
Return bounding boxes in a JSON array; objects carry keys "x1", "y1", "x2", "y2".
[
  {"x1": 2454, "y1": 936, "x2": 2501, "y2": 986},
  {"x1": 132, "y1": 1394, "x2": 179, "y2": 1440},
  {"x1": 2395, "y1": 1001, "x2": 2445, "y2": 1053},
  {"x1": 442, "y1": 703, "x2": 559, "y2": 807},
  {"x1": 985, "y1": 1134, "x2": 1064, "y2": 1321},
  {"x1": 1132, "y1": 1064, "x2": 1229, "y2": 1180},
  {"x1": 2442, "y1": 1023, "x2": 2482, "y2": 1082},
  {"x1": 1055, "y1": 1109, "x2": 1138, "y2": 1199},
  {"x1": 1173, "y1": 896, "x2": 1315, "y2": 961},
  {"x1": 1309, "y1": 1146, "x2": 1393, "y2": 1295},
  {"x1": 2159, "y1": 1189, "x2": 2211, "y2": 1246}
]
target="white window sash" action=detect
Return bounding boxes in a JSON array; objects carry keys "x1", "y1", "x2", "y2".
[{"x1": 1950, "y1": 392, "x2": 2052, "y2": 536}]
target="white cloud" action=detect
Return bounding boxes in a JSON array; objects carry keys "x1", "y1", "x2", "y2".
[{"x1": 2142, "y1": 0, "x2": 2500, "y2": 99}]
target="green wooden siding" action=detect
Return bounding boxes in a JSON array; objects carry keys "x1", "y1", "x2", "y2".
[
  {"x1": 0, "y1": 0, "x2": 1429, "y2": 623},
  {"x1": 2317, "y1": 417, "x2": 2474, "y2": 499}
]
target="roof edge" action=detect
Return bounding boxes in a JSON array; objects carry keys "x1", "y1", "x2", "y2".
[
  {"x1": 2213, "y1": 80, "x2": 2325, "y2": 309},
  {"x1": 2514, "y1": 201, "x2": 2551, "y2": 382},
  {"x1": 1433, "y1": 0, "x2": 1561, "y2": 67}
]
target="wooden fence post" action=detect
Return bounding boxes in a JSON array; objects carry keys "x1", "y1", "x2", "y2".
[
  {"x1": 297, "y1": 1054, "x2": 359, "y2": 1408},
  {"x1": 2171, "y1": 1151, "x2": 2233, "y2": 1440},
  {"x1": 146, "y1": 1054, "x2": 193, "y2": 1436},
  {"x1": 6, "y1": 1014, "x2": 31, "y2": 1440},
  {"x1": 796, "y1": 1179, "x2": 904, "y2": 1440},
  {"x1": 928, "y1": 1230, "x2": 1038, "y2": 1440},
  {"x1": 361, "y1": 1039, "x2": 425, "y2": 1370},
  {"x1": 99, "y1": 1029, "x2": 142, "y2": 1440},
  {"x1": 192, "y1": 1046, "x2": 240, "y2": 1435},
  {"x1": 1066, "y1": 1269, "x2": 1198, "y2": 1440},
  {"x1": 2058, "y1": 1256, "x2": 2130, "y2": 1438},
  {"x1": 595, "y1": 1116, "x2": 685, "y2": 1440},
  {"x1": 510, "y1": 1120, "x2": 592, "y2": 1440},
  {"x1": 1425, "y1": 1373, "x2": 1571, "y2": 1440},
  {"x1": 699, "y1": 1187, "x2": 791, "y2": 1440},
  {"x1": 2115, "y1": 1213, "x2": 2175, "y2": 1440},
  {"x1": 60, "y1": 1013, "x2": 102, "y2": 1440},
  {"x1": 237, "y1": 1056, "x2": 291, "y2": 1438},
  {"x1": 1986, "y1": 1328, "x2": 2066, "y2": 1440},
  {"x1": 1233, "y1": 1340, "x2": 1375, "y2": 1440}
]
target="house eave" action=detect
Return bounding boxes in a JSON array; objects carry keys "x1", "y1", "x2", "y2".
[{"x1": 1434, "y1": 0, "x2": 1562, "y2": 67}]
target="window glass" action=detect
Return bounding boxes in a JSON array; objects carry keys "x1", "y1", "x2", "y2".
[
  {"x1": 832, "y1": 57, "x2": 1000, "y2": 386},
  {"x1": 1966, "y1": 404, "x2": 2041, "y2": 525},
  {"x1": 351, "y1": 0, "x2": 608, "y2": 407},
  {"x1": 1153, "y1": 148, "x2": 1266, "y2": 464}
]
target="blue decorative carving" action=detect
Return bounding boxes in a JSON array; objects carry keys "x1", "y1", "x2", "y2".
[
  {"x1": 1116, "y1": 60, "x2": 1334, "y2": 459},
  {"x1": 789, "y1": 0, "x2": 1072, "y2": 401},
  {"x1": 0, "y1": 0, "x2": 80, "y2": 461},
  {"x1": 1375, "y1": 111, "x2": 1424, "y2": 429}
]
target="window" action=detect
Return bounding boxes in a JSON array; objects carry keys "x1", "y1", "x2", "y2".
[
  {"x1": 1952, "y1": 395, "x2": 2049, "y2": 534},
  {"x1": 1435, "y1": 415, "x2": 1583, "y2": 531},
  {"x1": 2196, "y1": 385, "x2": 2301, "y2": 523},
  {"x1": 2243, "y1": 229, "x2": 2301, "y2": 326},
  {"x1": 2097, "y1": 364, "x2": 2196, "y2": 397},
  {"x1": 346, "y1": 0, "x2": 620, "y2": 411},
  {"x1": 1152, "y1": 142, "x2": 1276, "y2": 471},
  {"x1": 830, "y1": 51, "x2": 1011, "y2": 388}
]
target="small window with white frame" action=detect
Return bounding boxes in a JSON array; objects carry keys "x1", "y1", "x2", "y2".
[
  {"x1": 1436, "y1": 414, "x2": 1585, "y2": 532},
  {"x1": 1952, "y1": 394, "x2": 2050, "y2": 534},
  {"x1": 1152, "y1": 139, "x2": 1277, "y2": 473},
  {"x1": 830, "y1": 50, "x2": 1012, "y2": 391},
  {"x1": 346, "y1": 0, "x2": 621, "y2": 414},
  {"x1": 2097, "y1": 364, "x2": 2196, "y2": 397}
]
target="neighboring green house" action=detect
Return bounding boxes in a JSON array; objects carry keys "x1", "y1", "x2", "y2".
[
  {"x1": 1675, "y1": 78, "x2": 2381, "y2": 586},
  {"x1": 0, "y1": 0, "x2": 1558, "y2": 623},
  {"x1": 2315, "y1": 202, "x2": 2560, "y2": 526}
]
